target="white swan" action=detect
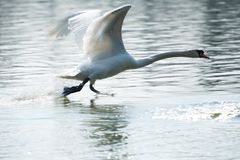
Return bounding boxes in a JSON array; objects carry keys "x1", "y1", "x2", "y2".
[{"x1": 51, "y1": 5, "x2": 209, "y2": 96}]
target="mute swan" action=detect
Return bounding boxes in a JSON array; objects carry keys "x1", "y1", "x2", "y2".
[{"x1": 51, "y1": 5, "x2": 209, "y2": 96}]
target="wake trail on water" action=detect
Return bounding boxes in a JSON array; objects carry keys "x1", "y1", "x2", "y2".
[{"x1": 149, "y1": 101, "x2": 240, "y2": 121}]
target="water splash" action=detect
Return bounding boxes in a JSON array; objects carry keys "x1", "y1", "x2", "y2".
[
  {"x1": 0, "y1": 87, "x2": 56, "y2": 107},
  {"x1": 152, "y1": 101, "x2": 240, "y2": 121}
]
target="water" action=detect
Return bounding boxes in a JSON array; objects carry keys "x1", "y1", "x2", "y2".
[{"x1": 0, "y1": 0, "x2": 240, "y2": 159}]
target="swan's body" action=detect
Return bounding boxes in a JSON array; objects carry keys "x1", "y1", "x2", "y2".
[
  {"x1": 51, "y1": 5, "x2": 209, "y2": 96},
  {"x1": 62, "y1": 53, "x2": 136, "y2": 81}
]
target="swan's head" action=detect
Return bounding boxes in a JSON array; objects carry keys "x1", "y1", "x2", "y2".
[{"x1": 189, "y1": 50, "x2": 209, "y2": 59}]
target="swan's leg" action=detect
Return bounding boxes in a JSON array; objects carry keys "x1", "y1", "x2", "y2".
[
  {"x1": 89, "y1": 83, "x2": 114, "y2": 96},
  {"x1": 62, "y1": 78, "x2": 89, "y2": 96},
  {"x1": 89, "y1": 84, "x2": 100, "y2": 94}
]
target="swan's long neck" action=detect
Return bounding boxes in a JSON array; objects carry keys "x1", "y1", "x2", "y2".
[{"x1": 135, "y1": 51, "x2": 193, "y2": 68}]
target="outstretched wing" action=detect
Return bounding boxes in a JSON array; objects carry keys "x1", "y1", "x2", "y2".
[
  {"x1": 83, "y1": 5, "x2": 131, "y2": 60},
  {"x1": 50, "y1": 5, "x2": 131, "y2": 60},
  {"x1": 50, "y1": 10, "x2": 101, "y2": 46}
]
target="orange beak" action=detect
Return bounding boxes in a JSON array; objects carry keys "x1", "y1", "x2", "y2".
[{"x1": 202, "y1": 52, "x2": 210, "y2": 59}]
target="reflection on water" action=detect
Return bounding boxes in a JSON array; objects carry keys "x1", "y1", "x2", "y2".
[
  {"x1": 55, "y1": 98, "x2": 130, "y2": 159},
  {"x1": 84, "y1": 102, "x2": 128, "y2": 159},
  {"x1": 0, "y1": 0, "x2": 240, "y2": 160}
]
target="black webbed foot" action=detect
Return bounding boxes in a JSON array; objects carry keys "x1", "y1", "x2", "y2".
[
  {"x1": 89, "y1": 84, "x2": 114, "y2": 96},
  {"x1": 62, "y1": 78, "x2": 90, "y2": 97},
  {"x1": 62, "y1": 86, "x2": 80, "y2": 96},
  {"x1": 90, "y1": 84, "x2": 100, "y2": 94}
]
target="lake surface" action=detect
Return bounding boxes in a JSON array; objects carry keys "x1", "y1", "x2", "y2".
[{"x1": 0, "y1": 0, "x2": 240, "y2": 159}]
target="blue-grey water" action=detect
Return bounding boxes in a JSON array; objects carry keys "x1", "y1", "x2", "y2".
[{"x1": 0, "y1": 0, "x2": 240, "y2": 160}]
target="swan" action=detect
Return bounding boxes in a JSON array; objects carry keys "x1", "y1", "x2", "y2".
[{"x1": 50, "y1": 5, "x2": 209, "y2": 96}]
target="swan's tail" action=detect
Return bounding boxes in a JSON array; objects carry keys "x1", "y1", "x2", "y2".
[
  {"x1": 58, "y1": 72, "x2": 85, "y2": 80},
  {"x1": 58, "y1": 75, "x2": 76, "y2": 79},
  {"x1": 57, "y1": 67, "x2": 85, "y2": 80}
]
